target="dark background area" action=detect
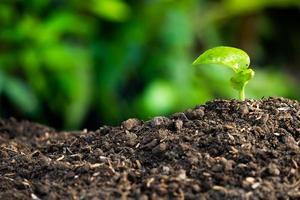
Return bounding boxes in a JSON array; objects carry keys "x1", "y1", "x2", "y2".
[{"x1": 0, "y1": 0, "x2": 300, "y2": 130}]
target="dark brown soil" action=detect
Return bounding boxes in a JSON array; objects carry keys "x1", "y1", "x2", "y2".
[{"x1": 0, "y1": 97, "x2": 300, "y2": 200}]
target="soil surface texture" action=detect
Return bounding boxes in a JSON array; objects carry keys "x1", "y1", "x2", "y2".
[{"x1": 0, "y1": 97, "x2": 300, "y2": 200}]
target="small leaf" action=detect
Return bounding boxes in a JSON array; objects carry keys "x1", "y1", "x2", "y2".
[
  {"x1": 193, "y1": 46, "x2": 254, "y2": 100},
  {"x1": 193, "y1": 46, "x2": 250, "y2": 71},
  {"x1": 230, "y1": 68, "x2": 255, "y2": 90}
]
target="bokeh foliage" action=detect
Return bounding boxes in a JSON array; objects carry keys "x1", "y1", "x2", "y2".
[{"x1": 0, "y1": 0, "x2": 300, "y2": 129}]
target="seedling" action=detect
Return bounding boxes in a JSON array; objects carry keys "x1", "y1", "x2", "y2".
[{"x1": 193, "y1": 46, "x2": 254, "y2": 100}]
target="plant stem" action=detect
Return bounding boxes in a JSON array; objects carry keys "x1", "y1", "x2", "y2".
[{"x1": 239, "y1": 87, "x2": 245, "y2": 101}]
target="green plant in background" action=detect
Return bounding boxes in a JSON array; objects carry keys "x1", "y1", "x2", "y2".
[{"x1": 193, "y1": 46, "x2": 254, "y2": 100}]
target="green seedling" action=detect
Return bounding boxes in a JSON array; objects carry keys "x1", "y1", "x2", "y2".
[{"x1": 193, "y1": 46, "x2": 254, "y2": 100}]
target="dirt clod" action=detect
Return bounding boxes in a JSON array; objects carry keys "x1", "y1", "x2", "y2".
[
  {"x1": 152, "y1": 142, "x2": 168, "y2": 154},
  {"x1": 122, "y1": 118, "x2": 141, "y2": 130},
  {"x1": 174, "y1": 120, "x2": 183, "y2": 131},
  {"x1": 186, "y1": 107, "x2": 205, "y2": 120},
  {"x1": 150, "y1": 116, "x2": 171, "y2": 127}
]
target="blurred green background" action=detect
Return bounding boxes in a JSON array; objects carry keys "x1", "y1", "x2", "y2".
[{"x1": 1, "y1": 0, "x2": 300, "y2": 130}]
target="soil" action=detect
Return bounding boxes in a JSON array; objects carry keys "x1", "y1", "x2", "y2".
[{"x1": 0, "y1": 97, "x2": 300, "y2": 200}]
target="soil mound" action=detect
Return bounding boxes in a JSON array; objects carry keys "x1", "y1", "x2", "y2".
[{"x1": 0, "y1": 97, "x2": 299, "y2": 199}]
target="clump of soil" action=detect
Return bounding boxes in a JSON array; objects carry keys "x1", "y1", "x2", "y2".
[{"x1": 0, "y1": 97, "x2": 300, "y2": 200}]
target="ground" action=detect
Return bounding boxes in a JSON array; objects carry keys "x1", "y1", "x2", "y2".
[{"x1": 0, "y1": 97, "x2": 299, "y2": 200}]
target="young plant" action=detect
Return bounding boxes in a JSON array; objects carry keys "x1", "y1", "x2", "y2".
[{"x1": 193, "y1": 46, "x2": 254, "y2": 100}]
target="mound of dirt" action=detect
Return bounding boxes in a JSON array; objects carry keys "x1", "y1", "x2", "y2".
[{"x1": 0, "y1": 97, "x2": 299, "y2": 200}]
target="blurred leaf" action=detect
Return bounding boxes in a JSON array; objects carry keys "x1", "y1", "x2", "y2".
[
  {"x1": 37, "y1": 11, "x2": 95, "y2": 44},
  {"x1": 20, "y1": 48, "x2": 49, "y2": 96},
  {"x1": 56, "y1": 68, "x2": 92, "y2": 129},
  {"x1": 141, "y1": 80, "x2": 177, "y2": 116},
  {"x1": 90, "y1": 0, "x2": 131, "y2": 22},
  {"x1": 225, "y1": 0, "x2": 300, "y2": 15},
  {"x1": 41, "y1": 44, "x2": 93, "y2": 128},
  {"x1": 3, "y1": 75, "x2": 39, "y2": 114},
  {"x1": 42, "y1": 44, "x2": 91, "y2": 71},
  {"x1": 17, "y1": 15, "x2": 39, "y2": 41}
]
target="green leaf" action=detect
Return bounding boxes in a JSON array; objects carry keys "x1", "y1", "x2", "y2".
[
  {"x1": 230, "y1": 68, "x2": 255, "y2": 90},
  {"x1": 193, "y1": 46, "x2": 250, "y2": 72},
  {"x1": 193, "y1": 46, "x2": 254, "y2": 100}
]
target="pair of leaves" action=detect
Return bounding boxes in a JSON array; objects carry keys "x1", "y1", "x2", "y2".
[{"x1": 193, "y1": 46, "x2": 254, "y2": 100}]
